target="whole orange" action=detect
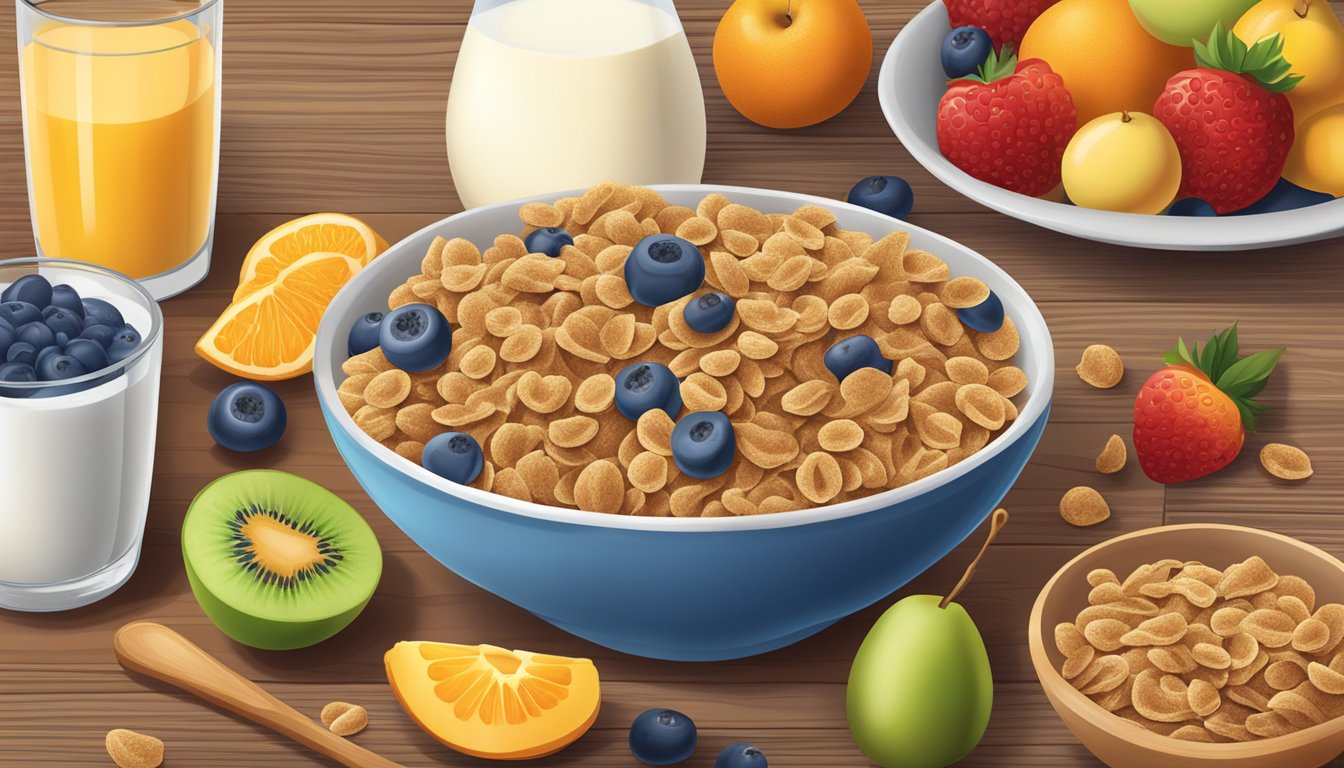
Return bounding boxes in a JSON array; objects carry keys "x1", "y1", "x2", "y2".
[
  {"x1": 1020, "y1": 0, "x2": 1193, "y2": 125},
  {"x1": 713, "y1": 0, "x2": 872, "y2": 129}
]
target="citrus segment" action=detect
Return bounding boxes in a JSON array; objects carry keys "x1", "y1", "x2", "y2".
[
  {"x1": 196, "y1": 252, "x2": 362, "y2": 380},
  {"x1": 234, "y1": 213, "x2": 384, "y2": 301},
  {"x1": 385, "y1": 641, "x2": 601, "y2": 760}
]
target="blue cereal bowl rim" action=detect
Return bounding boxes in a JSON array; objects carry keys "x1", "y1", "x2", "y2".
[{"x1": 314, "y1": 184, "x2": 1055, "y2": 532}]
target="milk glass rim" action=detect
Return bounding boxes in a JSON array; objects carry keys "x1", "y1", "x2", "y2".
[
  {"x1": 0, "y1": 257, "x2": 164, "y2": 390},
  {"x1": 18, "y1": 0, "x2": 219, "y2": 29}
]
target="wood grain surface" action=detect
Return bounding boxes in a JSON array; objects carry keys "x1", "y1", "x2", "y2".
[{"x1": 1, "y1": 0, "x2": 1342, "y2": 765}]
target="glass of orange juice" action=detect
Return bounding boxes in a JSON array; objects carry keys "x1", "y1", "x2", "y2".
[{"x1": 17, "y1": 0, "x2": 220, "y2": 300}]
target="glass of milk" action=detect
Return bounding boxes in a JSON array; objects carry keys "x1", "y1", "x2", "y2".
[
  {"x1": 0, "y1": 259, "x2": 163, "y2": 612},
  {"x1": 446, "y1": 0, "x2": 707, "y2": 209}
]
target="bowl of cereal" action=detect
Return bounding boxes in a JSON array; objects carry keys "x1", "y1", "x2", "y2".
[
  {"x1": 1029, "y1": 524, "x2": 1344, "y2": 767},
  {"x1": 314, "y1": 183, "x2": 1053, "y2": 661}
]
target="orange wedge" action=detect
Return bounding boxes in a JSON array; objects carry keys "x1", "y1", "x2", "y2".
[
  {"x1": 385, "y1": 641, "x2": 601, "y2": 761},
  {"x1": 197, "y1": 252, "x2": 363, "y2": 380},
  {"x1": 233, "y1": 213, "x2": 385, "y2": 301}
]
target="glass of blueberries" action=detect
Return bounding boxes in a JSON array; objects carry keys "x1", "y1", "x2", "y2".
[
  {"x1": 0, "y1": 262, "x2": 155, "y2": 398},
  {"x1": 0, "y1": 259, "x2": 164, "y2": 612}
]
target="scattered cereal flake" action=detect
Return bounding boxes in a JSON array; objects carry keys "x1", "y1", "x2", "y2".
[
  {"x1": 1096, "y1": 434, "x2": 1128, "y2": 474},
  {"x1": 1260, "y1": 443, "x2": 1313, "y2": 481},
  {"x1": 1076, "y1": 344, "x2": 1124, "y2": 389},
  {"x1": 1060, "y1": 486, "x2": 1111, "y2": 527}
]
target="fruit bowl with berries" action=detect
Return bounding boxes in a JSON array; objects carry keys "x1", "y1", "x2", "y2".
[
  {"x1": 879, "y1": 0, "x2": 1344, "y2": 250},
  {"x1": 313, "y1": 184, "x2": 1054, "y2": 661}
]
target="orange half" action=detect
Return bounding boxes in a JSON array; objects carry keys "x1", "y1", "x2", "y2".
[
  {"x1": 234, "y1": 213, "x2": 385, "y2": 301},
  {"x1": 385, "y1": 641, "x2": 601, "y2": 761},
  {"x1": 197, "y1": 252, "x2": 363, "y2": 380}
]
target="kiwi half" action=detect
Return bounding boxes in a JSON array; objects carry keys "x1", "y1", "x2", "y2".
[{"x1": 182, "y1": 470, "x2": 382, "y2": 650}]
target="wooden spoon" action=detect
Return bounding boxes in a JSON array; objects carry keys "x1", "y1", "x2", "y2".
[{"x1": 113, "y1": 621, "x2": 405, "y2": 768}]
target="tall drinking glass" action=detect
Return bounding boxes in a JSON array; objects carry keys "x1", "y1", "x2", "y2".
[
  {"x1": 17, "y1": 0, "x2": 221, "y2": 300},
  {"x1": 445, "y1": 0, "x2": 706, "y2": 209}
]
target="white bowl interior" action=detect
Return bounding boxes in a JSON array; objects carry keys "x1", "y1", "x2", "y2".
[
  {"x1": 878, "y1": 2, "x2": 1344, "y2": 251},
  {"x1": 314, "y1": 185, "x2": 1055, "y2": 531}
]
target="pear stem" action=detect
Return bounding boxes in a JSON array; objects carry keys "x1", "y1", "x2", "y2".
[{"x1": 939, "y1": 509, "x2": 1009, "y2": 610}]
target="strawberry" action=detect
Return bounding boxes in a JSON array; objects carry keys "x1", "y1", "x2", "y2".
[
  {"x1": 1153, "y1": 24, "x2": 1301, "y2": 214},
  {"x1": 1133, "y1": 325, "x2": 1284, "y2": 484},
  {"x1": 937, "y1": 48, "x2": 1077, "y2": 198},
  {"x1": 945, "y1": 0, "x2": 1059, "y2": 48}
]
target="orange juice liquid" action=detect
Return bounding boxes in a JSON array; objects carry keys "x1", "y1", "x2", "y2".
[{"x1": 22, "y1": 21, "x2": 216, "y2": 279}]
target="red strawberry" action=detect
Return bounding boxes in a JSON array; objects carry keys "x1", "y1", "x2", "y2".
[
  {"x1": 1153, "y1": 24, "x2": 1300, "y2": 214},
  {"x1": 946, "y1": 0, "x2": 1059, "y2": 48},
  {"x1": 1133, "y1": 324, "x2": 1283, "y2": 484},
  {"x1": 937, "y1": 48, "x2": 1077, "y2": 198}
]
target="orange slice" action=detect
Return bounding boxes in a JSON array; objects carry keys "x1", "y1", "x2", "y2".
[
  {"x1": 385, "y1": 641, "x2": 601, "y2": 761},
  {"x1": 233, "y1": 213, "x2": 385, "y2": 301},
  {"x1": 196, "y1": 252, "x2": 363, "y2": 380}
]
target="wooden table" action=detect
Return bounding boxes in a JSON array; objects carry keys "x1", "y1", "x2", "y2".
[{"x1": 1, "y1": 0, "x2": 1341, "y2": 765}]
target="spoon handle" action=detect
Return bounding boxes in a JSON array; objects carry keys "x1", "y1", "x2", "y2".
[{"x1": 113, "y1": 621, "x2": 405, "y2": 768}]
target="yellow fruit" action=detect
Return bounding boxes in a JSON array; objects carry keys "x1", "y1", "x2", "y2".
[
  {"x1": 234, "y1": 213, "x2": 384, "y2": 301},
  {"x1": 1021, "y1": 0, "x2": 1194, "y2": 125},
  {"x1": 1235, "y1": 0, "x2": 1344, "y2": 124},
  {"x1": 196, "y1": 252, "x2": 363, "y2": 380},
  {"x1": 1283, "y1": 103, "x2": 1344, "y2": 195},
  {"x1": 1062, "y1": 112, "x2": 1182, "y2": 213},
  {"x1": 385, "y1": 641, "x2": 601, "y2": 760}
]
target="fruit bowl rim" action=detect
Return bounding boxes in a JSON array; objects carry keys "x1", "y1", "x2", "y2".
[
  {"x1": 1028, "y1": 523, "x2": 1344, "y2": 758},
  {"x1": 314, "y1": 183, "x2": 1054, "y2": 533},
  {"x1": 880, "y1": 1, "x2": 1344, "y2": 252}
]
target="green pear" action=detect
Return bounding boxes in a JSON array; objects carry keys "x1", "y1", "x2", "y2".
[
  {"x1": 845, "y1": 510, "x2": 1006, "y2": 768},
  {"x1": 1128, "y1": 0, "x2": 1261, "y2": 46}
]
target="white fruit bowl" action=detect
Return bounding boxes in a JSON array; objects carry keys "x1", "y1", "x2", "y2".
[{"x1": 878, "y1": 1, "x2": 1344, "y2": 251}]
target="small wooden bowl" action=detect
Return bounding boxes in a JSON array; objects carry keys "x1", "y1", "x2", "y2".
[{"x1": 1029, "y1": 524, "x2": 1344, "y2": 768}]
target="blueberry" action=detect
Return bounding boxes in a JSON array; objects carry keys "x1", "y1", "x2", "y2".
[
  {"x1": 847, "y1": 176, "x2": 915, "y2": 220},
  {"x1": 1230, "y1": 178, "x2": 1336, "y2": 215},
  {"x1": 108, "y1": 324, "x2": 143, "y2": 363},
  {"x1": 630, "y1": 709, "x2": 697, "y2": 766},
  {"x1": 42, "y1": 305, "x2": 84, "y2": 337},
  {"x1": 671, "y1": 411, "x2": 736, "y2": 479},
  {"x1": 422, "y1": 431, "x2": 485, "y2": 485},
  {"x1": 0, "y1": 361, "x2": 36, "y2": 397},
  {"x1": 347, "y1": 311, "x2": 385, "y2": 357},
  {"x1": 379, "y1": 303, "x2": 452, "y2": 373},
  {"x1": 956, "y1": 289, "x2": 1005, "y2": 333},
  {"x1": 35, "y1": 344, "x2": 63, "y2": 372},
  {"x1": 2, "y1": 274, "x2": 52, "y2": 308},
  {"x1": 80, "y1": 324, "x2": 117, "y2": 348},
  {"x1": 524, "y1": 227, "x2": 574, "y2": 258},
  {"x1": 0, "y1": 301, "x2": 42, "y2": 327},
  {"x1": 65, "y1": 338, "x2": 109, "y2": 372},
  {"x1": 716, "y1": 743, "x2": 768, "y2": 768},
  {"x1": 824, "y1": 335, "x2": 892, "y2": 383},
  {"x1": 15, "y1": 321, "x2": 56, "y2": 351},
  {"x1": 624, "y1": 234, "x2": 706, "y2": 307},
  {"x1": 36, "y1": 352, "x2": 87, "y2": 382},
  {"x1": 615, "y1": 362, "x2": 682, "y2": 421},
  {"x1": 0, "y1": 322, "x2": 12, "y2": 359},
  {"x1": 208, "y1": 382, "x2": 287, "y2": 452},
  {"x1": 941, "y1": 26, "x2": 993, "y2": 79},
  {"x1": 683, "y1": 292, "x2": 736, "y2": 334},
  {"x1": 1167, "y1": 198, "x2": 1217, "y2": 217},
  {"x1": 49, "y1": 284, "x2": 83, "y2": 317},
  {"x1": 81, "y1": 297, "x2": 123, "y2": 328},
  {"x1": 6, "y1": 342, "x2": 36, "y2": 366}
]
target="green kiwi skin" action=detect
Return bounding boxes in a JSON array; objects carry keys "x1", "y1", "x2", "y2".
[{"x1": 182, "y1": 470, "x2": 382, "y2": 651}]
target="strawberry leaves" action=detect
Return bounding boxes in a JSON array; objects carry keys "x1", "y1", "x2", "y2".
[
  {"x1": 1163, "y1": 323, "x2": 1284, "y2": 431},
  {"x1": 1194, "y1": 22, "x2": 1303, "y2": 93},
  {"x1": 951, "y1": 44, "x2": 1018, "y2": 85}
]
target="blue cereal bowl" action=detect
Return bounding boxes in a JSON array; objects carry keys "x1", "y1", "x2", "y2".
[{"x1": 314, "y1": 185, "x2": 1053, "y2": 661}]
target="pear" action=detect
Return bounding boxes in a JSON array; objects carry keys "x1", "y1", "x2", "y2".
[{"x1": 846, "y1": 509, "x2": 1007, "y2": 768}]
